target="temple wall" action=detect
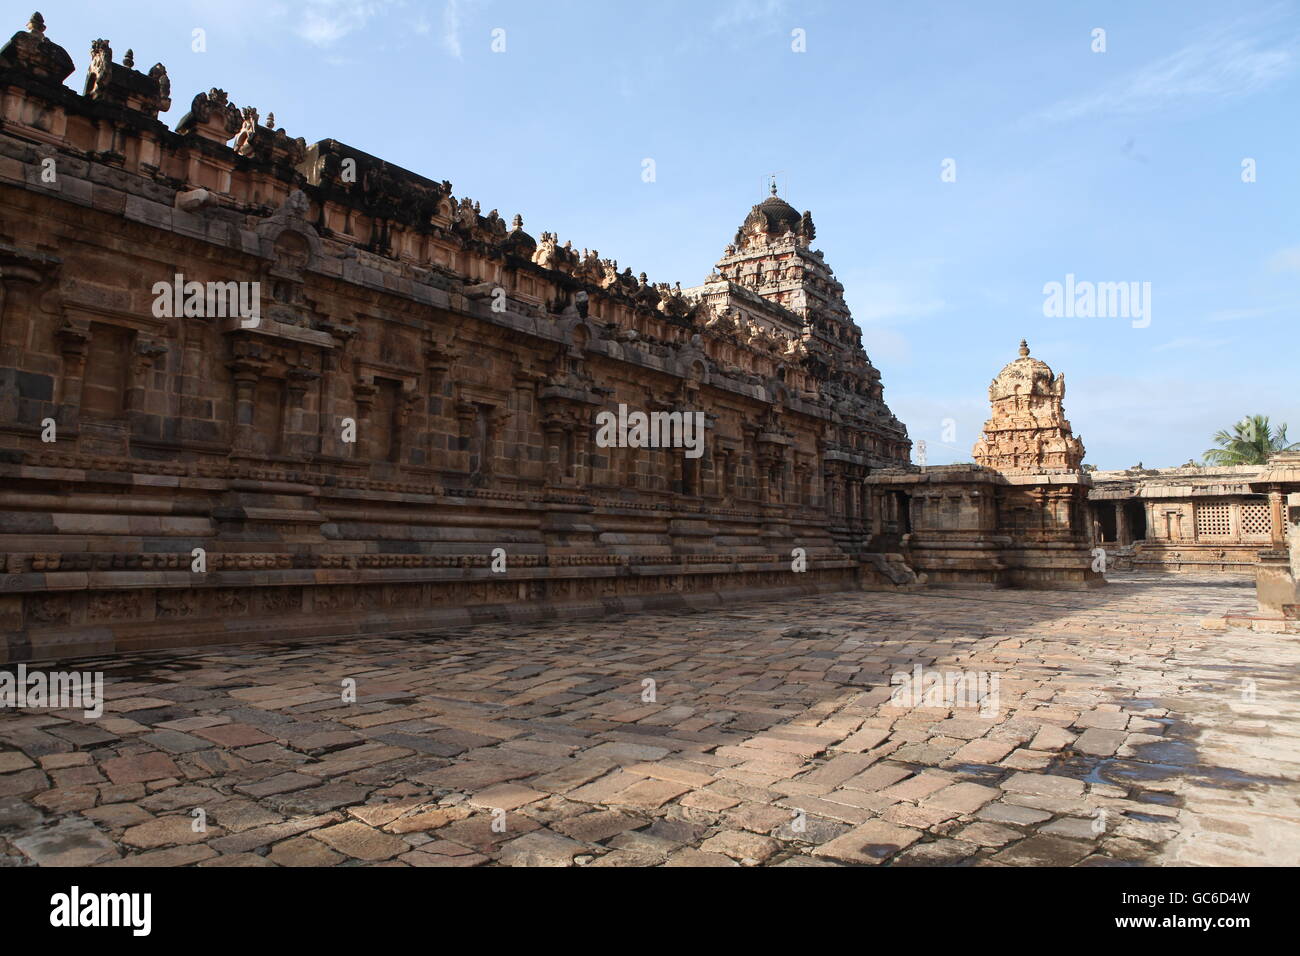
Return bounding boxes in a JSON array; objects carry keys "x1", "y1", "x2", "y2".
[
  {"x1": 866, "y1": 467, "x2": 1103, "y2": 591},
  {"x1": 0, "y1": 21, "x2": 915, "y2": 662},
  {"x1": 0, "y1": 17, "x2": 1110, "y2": 661},
  {"x1": 1088, "y1": 466, "x2": 1274, "y2": 574},
  {"x1": 0, "y1": 171, "x2": 897, "y2": 662}
]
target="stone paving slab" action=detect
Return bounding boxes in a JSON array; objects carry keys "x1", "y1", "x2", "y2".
[{"x1": 1, "y1": 573, "x2": 1297, "y2": 867}]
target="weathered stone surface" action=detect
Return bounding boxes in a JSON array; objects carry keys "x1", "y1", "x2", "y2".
[
  {"x1": 0, "y1": 573, "x2": 1293, "y2": 870},
  {"x1": 384, "y1": 806, "x2": 472, "y2": 834},
  {"x1": 310, "y1": 822, "x2": 408, "y2": 861},
  {"x1": 923, "y1": 782, "x2": 1000, "y2": 815},
  {"x1": 699, "y1": 830, "x2": 781, "y2": 864},
  {"x1": 467, "y1": 784, "x2": 546, "y2": 812},
  {"x1": 14, "y1": 818, "x2": 120, "y2": 866},
  {"x1": 1073, "y1": 729, "x2": 1127, "y2": 757},
  {"x1": 976, "y1": 802, "x2": 1052, "y2": 826},
  {"x1": 101, "y1": 753, "x2": 181, "y2": 786},
  {"x1": 813, "y1": 820, "x2": 922, "y2": 864},
  {"x1": 1000, "y1": 773, "x2": 1086, "y2": 798},
  {"x1": 122, "y1": 815, "x2": 218, "y2": 849},
  {"x1": 1028, "y1": 726, "x2": 1077, "y2": 752},
  {"x1": 662, "y1": 848, "x2": 738, "y2": 867},
  {"x1": 268, "y1": 835, "x2": 345, "y2": 867},
  {"x1": 992, "y1": 834, "x2": 1095, "y2": 866},
  {"x1": 498, "y1": 830, "x2": 587, "y2": 867},
  {"x1": 554, "y1": 810, "x2": 644, "y2": 844},
  {"x1": 0, "y1": 753, "x2": 36, "y2": 773}
]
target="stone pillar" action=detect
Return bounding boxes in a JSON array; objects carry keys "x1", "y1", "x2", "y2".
[
  {"x1": 542, "y1": 418, "x2": 566, "y2": 485},
  {"x1": 1114, "y1": 501, "x2": 1129, "y2": 546},
  {"x1": 285, "y1": 368, "x2": 320, "y2": 457},
  {"x1": 486, "y1": 407, "x2": 511, "y2": 479},
  {"x1": 56, "y1": 322, "x2": 89, "y2": 428},
  {"x1": 757, "y1": 455, "x2": 772, "y2": 504},
  {"x1": 354, "y1": 382, "x2": 378, "y2": 460},
  {"x1": 1269, "y1": 491, "x2": 1286, "y2": 548},
  {"x1": 229, "y1": 362, "x2": 262, "y2": 454},
  {"x1": 392, "y1": 388, "x2": 420, "y2": 466},
  {"x1": 127, "y1": 338, "x2": 166, "y2": 412},
  {"x1": 716, "y1": 447, "x2": 731, "y2": 499}
]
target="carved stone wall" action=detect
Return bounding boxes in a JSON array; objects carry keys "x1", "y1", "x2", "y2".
[
  {"x1": 1248, "y1": 452, "x2": 1300, "y2": 625},
  {"x1": 0, "y1": 16, "x2": 920, "y2": 661},
  {"x1": 866, "y1": 466, "x2": 1102, "y2": 590},
  {"x1": 0, "y1": 16, "x2": 1105, "y2": 661},
  {"x1": 1089, "y1": 464, "x2": 1273, "y2": 573}
]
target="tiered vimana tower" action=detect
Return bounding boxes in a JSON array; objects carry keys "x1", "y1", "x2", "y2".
[
  {"x1": 972, "y1": 340, "x2": 1085, "y2": 475},
  {"x1": 684, "y1": 182, "x2": 897, "y2": 418},
  {"x1": 682, "y1": 184, "x2": 909, "y2": 556}
]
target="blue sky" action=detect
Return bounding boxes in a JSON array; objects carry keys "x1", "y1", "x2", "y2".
[{"x1": 29, "y1": 0, "x2": 1300, "y2": 469}]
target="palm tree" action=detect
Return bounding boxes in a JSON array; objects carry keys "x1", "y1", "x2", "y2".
[{"x1": 1204, "y1": 415, "x2": 1300, "y2": 466}]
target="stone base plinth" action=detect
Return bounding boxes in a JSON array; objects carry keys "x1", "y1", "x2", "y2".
[{"x1": 3, "y1": 563, "x2": 895, "y2": 665}]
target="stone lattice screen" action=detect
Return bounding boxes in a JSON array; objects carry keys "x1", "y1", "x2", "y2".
[
  {"x1": 1240, "y1": 501, "x2": 1273, "y2": 540},
  {"x1": 1194, "y1": 502, "x2": 1232, "y2": 538}
]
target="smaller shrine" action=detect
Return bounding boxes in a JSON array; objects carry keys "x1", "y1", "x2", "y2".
[{"x1": 973, "y1": 340, "x2": 1085, "y2": 474}]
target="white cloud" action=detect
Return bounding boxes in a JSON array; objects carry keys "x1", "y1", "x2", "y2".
[
  {"x1": 861, "y1": 326, "x2": 911, "y2": 366},
  {"x1": 1067, "y1": 372, "x2": 1300, "y2": 470},
  {"x1": 1207, "y1": 305, "x2": 1285, "y2": 322},
  {"x1": 1018, "y1": 339, "x2": 1082, "y2": 361},
  {"x1": 1036, "y1": 27, "x2": 1295, "y2": 123},
  {"x1": 295, "y1": 0, "x2": 390, "y2": 48},
  {"x1": 712, "y1": 0, "x2": 790, "y2": 33},
  {"x1": 844, "y1": 265, "x2": 948, "y2": 325},
  {"x1": 1267, "y1": 246, "x2": 1300, "y2": 272},
  {"x1": 852, "y1": 280, "x2": 946, "y2": 323},
  {"x1": 442, "y1": 0, "x2": 464, "y2": 59},
  {"x1": 889, "y1": 393, "x2": 988, "y2": 464},
  {"x1": 290, "y1": 0, "x2": 450, "y2": 50},
  {"x1": 1152, "y1": 336, "x2": 1232, "y2": 352}
]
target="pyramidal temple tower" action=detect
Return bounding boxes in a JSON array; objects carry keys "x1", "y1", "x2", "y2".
[
  {"x1": 689, "y1": 183, "x2": 866, "y2": 361},
  {"x1": 683, "y1": 183, "x2": 906, "y2": 458},
  {"x1": 972, "y1": 340, "x2": 1085, "y2": 474}
]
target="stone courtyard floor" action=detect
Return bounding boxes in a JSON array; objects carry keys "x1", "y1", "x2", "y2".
[{"x1": 2, "y1": 572, "x2": 1297, "y2": 867}]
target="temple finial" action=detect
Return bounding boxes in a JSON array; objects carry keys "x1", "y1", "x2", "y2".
[{"x1": 1019, "y1": 339, "x2": 1030, "y2": 357}]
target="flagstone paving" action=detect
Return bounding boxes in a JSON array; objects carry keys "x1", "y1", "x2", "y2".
[{"x1": 2, "y1": 573, "x2": 1297, "y2": 867}]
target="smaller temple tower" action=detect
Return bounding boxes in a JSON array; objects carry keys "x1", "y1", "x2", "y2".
[
  {"x1": 972, "y1": 340, "x2": 1085, "y2": 474},
  {"x1": 866, "y1": 339, "x2": 1102, "y2": 589}
]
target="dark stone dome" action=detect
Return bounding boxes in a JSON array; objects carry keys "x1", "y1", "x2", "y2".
[
  {"x1": 736, "y1": 187, "x2": 814, "y2": 243},
  {"x1": 748, "y1": 195, "x2": 801, "y2": 233}
]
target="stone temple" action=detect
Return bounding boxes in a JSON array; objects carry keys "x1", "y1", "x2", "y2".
[
  {"x1": 1, "y1": 15, "x2": 1299, "y2": 874},
  {"x1": 1, "y1": 13, "x2": 1295, "y2": 663}
]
